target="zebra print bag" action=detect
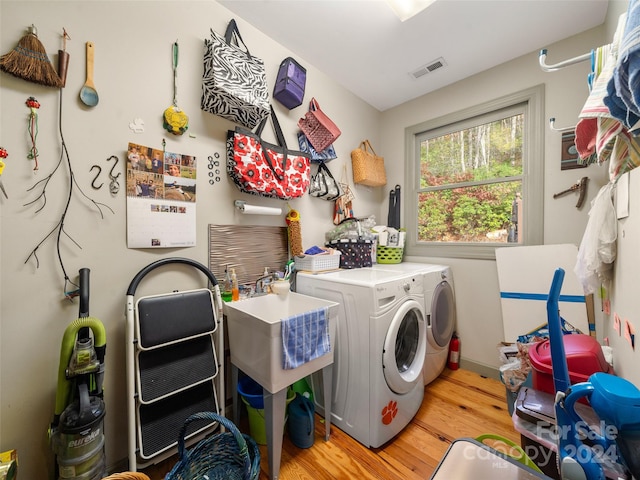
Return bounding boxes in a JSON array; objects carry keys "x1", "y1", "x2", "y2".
[{"x1": 202, "y1": 19, "x2": 270, "y2": 129}]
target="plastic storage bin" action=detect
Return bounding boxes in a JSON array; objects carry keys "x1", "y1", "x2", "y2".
[
  {"x1": 294, "y1": 252, "x2": 341, "y2": 273},
  {"x1": 528, "y1": 334, "x2": 613, "y2": 396},
  {"x1": 376, "y1": 244, "x2": 403, "y2": 264},
  {"x1": 513, "y1": 386, "x2": 629, "y2": 480}
]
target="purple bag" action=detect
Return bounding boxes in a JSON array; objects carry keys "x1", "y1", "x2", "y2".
[{"x1": 273, "y1": 57, "x2": 306, "y2": 109}]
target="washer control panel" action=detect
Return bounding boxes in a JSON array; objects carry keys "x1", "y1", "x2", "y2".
[{"x1": 374, "y1": 274, "x2": 423, "y2": 304}]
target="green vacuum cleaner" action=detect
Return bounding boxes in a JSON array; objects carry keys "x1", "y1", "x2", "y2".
[{"x1": 49, "y1": 268, "x2": 107, "y2": 480}]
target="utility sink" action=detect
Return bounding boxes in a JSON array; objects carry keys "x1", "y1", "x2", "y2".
[{"x1": 224, "y1": 292, "x2": 338, "y2": 393}]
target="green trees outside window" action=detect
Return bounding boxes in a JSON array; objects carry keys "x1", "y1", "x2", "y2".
[{"x1": 418, "y1": 113, "x2": 524, "y2": 243}]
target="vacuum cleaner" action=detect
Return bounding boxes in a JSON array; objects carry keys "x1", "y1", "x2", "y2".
[
  {"x1": 49, "y1": 268, "x2": 107, "y2": 480},
  {"x1": 548, "y1": 268, "x2": 640, "y2": 480}
]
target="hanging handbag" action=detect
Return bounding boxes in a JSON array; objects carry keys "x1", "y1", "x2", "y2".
[
  {"x1": 388, "y1": 184, "x2": 401, "y2": 229},
  {"x1": 227, "y1": 105, "x2": 311, "y2": 200},
  {"x1": 297, "y1": 132, "x2": 337, "y2": 162},
  {"x1": 333, "y1": 165, "x2": 355, "y2": 224},
  {"x1": 202, "y1": 19, "x2": 270, "y2": 129},
  {"x1": 309, "y1": 162, "x2": 343, "y2": 201},
  {"x1": 351, "y1": 139, "x2": 387, "y2": 187},
  {"x1": 297, "y1": 98, "x2": 341, "y2": 152},
  {"x1": 273, "y1": 57, "x2": 306, "y2": 110}
]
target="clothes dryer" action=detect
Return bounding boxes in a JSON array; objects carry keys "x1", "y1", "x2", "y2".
[
  {"x1": 296, "y1": 268, "x2": 426, "y2": 448},
  {"x1": 373, "y1": 263, "x2": 456, "y2": 385}
]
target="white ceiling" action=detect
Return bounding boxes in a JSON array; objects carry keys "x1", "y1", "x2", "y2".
[{"x1": 217, "y1": 0, "x2": 610, "y2": 111}]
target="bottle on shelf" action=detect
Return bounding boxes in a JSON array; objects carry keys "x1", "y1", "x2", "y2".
[
  {"x1": 230, "y1": 268, "x2": 239, "y2": 301},
  {"x1": 222, "y1": 266, "x2": 233, "y2": 302}
]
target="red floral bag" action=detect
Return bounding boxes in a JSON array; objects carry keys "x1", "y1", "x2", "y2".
[{"x1": 227, "y1": 106, "x2": 311, "y2": 199}]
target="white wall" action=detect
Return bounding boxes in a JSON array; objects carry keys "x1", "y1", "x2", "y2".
[
  {"x1": 1, "y1": 0, "x2": 633, "y2": 478},
  {"x1": 380, "y1": 1, "x2": 627, "y2": 370},
  {"x1": 0, "y1": 2, "x2": 382, "y2": 477},
  {"x1": 608, "y1": 167, "x2": 640, "y2": 386}
]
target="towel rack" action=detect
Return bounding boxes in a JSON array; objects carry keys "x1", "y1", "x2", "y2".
[
  {"x1": 549, "y1": 117, "x2": 575, "y2": 132},
  {"x1": 538, "y1": 48, "x2": 591, "y2": 72}
]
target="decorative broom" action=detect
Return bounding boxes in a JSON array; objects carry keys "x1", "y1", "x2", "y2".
[{"x1": 0, "y1": 24, "x2": 62, "y2": 88}]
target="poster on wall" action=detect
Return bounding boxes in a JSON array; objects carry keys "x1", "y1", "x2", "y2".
[
  {"x1": 126, "y1": 142, "x2": 197, "y2": 248},
  {"x1": 560, "y1": 131, "x2": 588, "y2": 170}
]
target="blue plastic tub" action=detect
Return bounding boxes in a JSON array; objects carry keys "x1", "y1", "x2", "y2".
[{"x1": 238, "y1": 376, "x2": 264, "y2": 409}]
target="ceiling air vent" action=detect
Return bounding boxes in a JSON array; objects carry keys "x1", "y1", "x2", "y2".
[{"x1": 410, "y1": 57, "x2": 447, "y2": 79}]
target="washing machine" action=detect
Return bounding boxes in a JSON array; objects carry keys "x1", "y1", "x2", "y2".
[
  {"x1": 373, "y1": 263, "x2": 456, "y2": 385},
  {"x1": 296, "y1": 268, "x2": 426, "y2": 448}
]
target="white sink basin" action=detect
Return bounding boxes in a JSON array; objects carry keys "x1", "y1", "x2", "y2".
[{"x1": 224, "y1": 292, "x2": 338, "y2": 393}]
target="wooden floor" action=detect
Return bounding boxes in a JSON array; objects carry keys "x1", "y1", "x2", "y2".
[{"x1": 141, "y1": 368, "x2": 518, "y2": 479}]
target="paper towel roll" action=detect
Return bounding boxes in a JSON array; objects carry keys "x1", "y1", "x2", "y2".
[{"x1": 239, "y1": 204, "x2": 282, "y2": 215}]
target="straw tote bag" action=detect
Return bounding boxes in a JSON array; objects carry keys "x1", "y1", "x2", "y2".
[{"x1": 351, "y1": 139, "x2": 387, "y2": 187}]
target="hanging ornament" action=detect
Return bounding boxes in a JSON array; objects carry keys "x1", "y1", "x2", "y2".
[
  {"x1": 0, "y1": 147, "x2": 8, "y2": 199},
  {"x1": 26, "y1": 96, "x2": 40, "y2": 171},
  {"x1": 163, "y1": 40, "x2": 189, "y2": 135}
]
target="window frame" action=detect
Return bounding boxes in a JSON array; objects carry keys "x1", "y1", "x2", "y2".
[{"x1": 404, "y1": 85, "x2": 545, "y2": 260}]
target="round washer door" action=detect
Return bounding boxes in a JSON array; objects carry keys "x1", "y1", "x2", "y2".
[
  {"x1": 382, "y1": 299, "x2": 426, "y2": 395},
  {"x1": 430, "y1": 280, "x2": 456, "y2": 348}
]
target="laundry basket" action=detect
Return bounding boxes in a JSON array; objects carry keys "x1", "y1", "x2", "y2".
[
  {"x1": 376, "y1": 244, "x2": 403, "y2": 264},
  {"x1": 475, "y1": 434, "x2": 543, "y2": 474},
  {"x1": 103, "y1": 473, "x2": 151, "y2": 480},
  {"x1": 165, "y1": 412, "x2": 260, "y2": 480}
]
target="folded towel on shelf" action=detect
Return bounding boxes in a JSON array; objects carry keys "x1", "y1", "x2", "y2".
[{"x1": 281, "y1": 307, "x2": 330, "y2": 370}]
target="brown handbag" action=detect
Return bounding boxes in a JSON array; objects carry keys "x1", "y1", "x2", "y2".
[{"x1": 351, "y1": 140, "x2": 387, "y2": 187}]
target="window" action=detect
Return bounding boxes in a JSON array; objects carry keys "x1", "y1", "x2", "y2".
[{"x1": 404, "y1": 85, "x2": 544, "y2": 259}]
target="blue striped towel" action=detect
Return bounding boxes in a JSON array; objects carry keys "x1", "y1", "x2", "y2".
[
  {"x1": 281, "y1": 307, "x2": 330, "y2": 370},
  {"x1": 609, "y1": 7, "x2": 640, "y2": 129}
]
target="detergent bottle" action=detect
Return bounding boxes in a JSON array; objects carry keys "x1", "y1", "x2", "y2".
[{"x1": 230, "y1": 268, "x2": 239, "y2": 301}]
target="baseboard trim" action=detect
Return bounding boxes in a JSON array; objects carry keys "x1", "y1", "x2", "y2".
[
  {"x1": 459, "y1": 359, "x2": 500, "y2": 381},
  {"x1": 107, "y1": 458, "x2": 129, "y2": 475}
]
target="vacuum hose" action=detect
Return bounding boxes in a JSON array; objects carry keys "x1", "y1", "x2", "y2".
[{"x1": 54, "y1": 317, "x2": 107, "y2": 420}]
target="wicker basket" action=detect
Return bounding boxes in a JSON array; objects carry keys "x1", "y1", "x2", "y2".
[
  {"x1": 165, "y1": 412, "x2": 260, "y2": 480},
  {"x1": 294, "y1": 252, "x2": 341, "y2": 272},
  {"x1": 103, "y1": 474, "x2": 151, "y2": 480}
]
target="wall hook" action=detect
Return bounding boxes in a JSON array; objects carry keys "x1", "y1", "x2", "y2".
[
  {"x1": 107, "y1": 155, "x2": 120, "y2": 194},
  {"x1": 107, "y1": 155, "x2": 120, "y2": 179},
  {"x1": 553, "y1": 176, "x2": 589, "y2": 209},
  {"x1": 90, "y1": 165, "x2": 103, "y2": 189}
]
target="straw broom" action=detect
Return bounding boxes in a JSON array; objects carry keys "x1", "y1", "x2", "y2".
[{"x1": 0, "y1": 24, "x2": 62, "y2": 88}]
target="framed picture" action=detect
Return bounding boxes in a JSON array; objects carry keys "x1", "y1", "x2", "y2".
[{"x1": 561, "y1": 131, "x2": 587, "y2": 170}]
